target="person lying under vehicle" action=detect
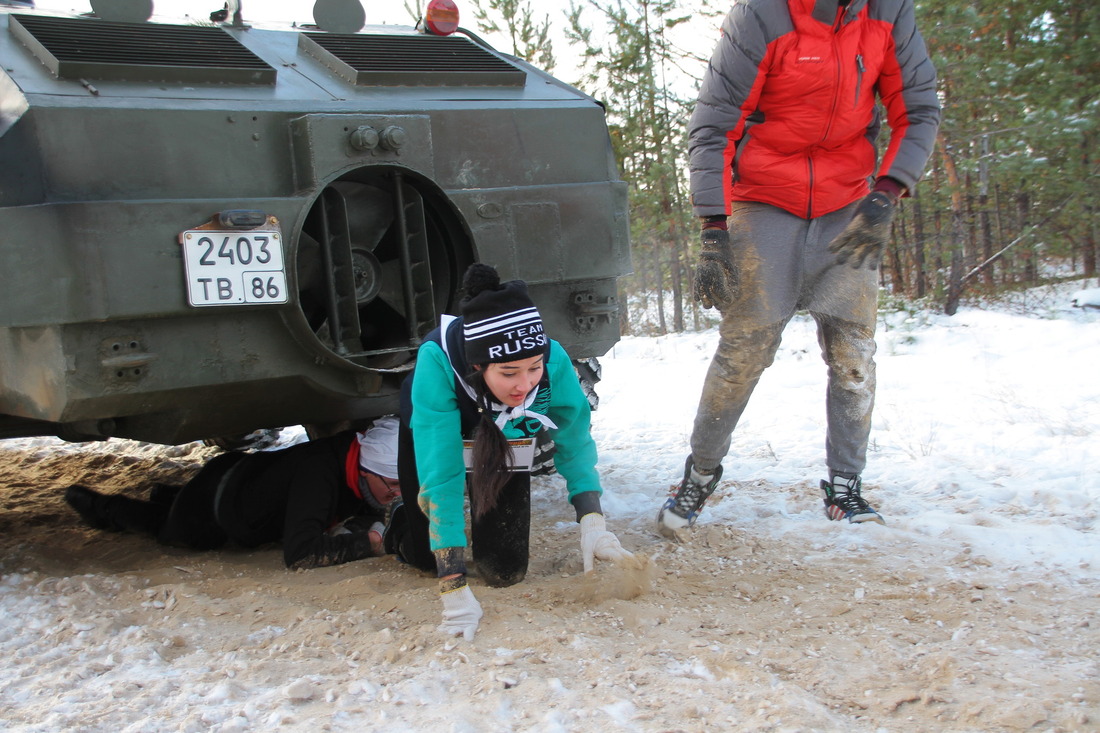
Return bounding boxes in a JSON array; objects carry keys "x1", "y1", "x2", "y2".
[{"x1": 64, "y1": 417, "x2": 401, "y2": 569}]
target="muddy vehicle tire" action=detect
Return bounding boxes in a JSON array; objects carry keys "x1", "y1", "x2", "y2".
[
  {"x1": 573, "y1": 358, "x2": 603, "y2": 412},
  {"x1": 531, "y1": 358, "x2": 603, "y2": 477}
]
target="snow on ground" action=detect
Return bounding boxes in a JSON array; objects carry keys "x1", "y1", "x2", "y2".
[
  {"x1": 0, "y1": 281, "x2": 1097, "y2": 732},
  {"x1": 600, "y1": 291, "x2": 1100, "y2": 580}
]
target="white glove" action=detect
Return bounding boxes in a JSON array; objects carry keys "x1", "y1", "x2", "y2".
[
  {"x1": 438, "y1": 584, "x2": 483, "y2": 641},
  {"x1": 579, "y1": 513, "x2": 634, "y2": 573}
]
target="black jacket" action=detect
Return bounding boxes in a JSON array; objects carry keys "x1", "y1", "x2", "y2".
[{"x1": 212, "y1": 432, "x2": 383, "y2": 568}]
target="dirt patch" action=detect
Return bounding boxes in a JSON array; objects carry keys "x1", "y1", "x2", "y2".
[{"x1": 0, "y1": 440, "x2": 1096, "y2": 731}]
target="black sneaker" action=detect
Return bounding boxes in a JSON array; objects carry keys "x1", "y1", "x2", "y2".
[
  {"x1": 381, "y1": 498, "x2": 407, "y2": 557},
  {"x1": 148, "y1": 482, "x2": 183, "y2": 505},
  {"x1": 821, "y1": 475, "x2": 885, "y2": 525},
  {"x1": 64, "y1": 484, "x2": 118, "y2": 531},
  {"x1": 656, "y1": 456, "x2": 723, "y2": 538}
]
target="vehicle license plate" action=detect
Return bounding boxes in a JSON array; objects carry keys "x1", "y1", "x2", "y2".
[{"x1": 180, "y1": 229, "x2": 288, "y2": 307}]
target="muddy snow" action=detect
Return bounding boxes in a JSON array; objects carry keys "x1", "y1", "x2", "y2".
[
  {"x1": 1, "y1": 441, "x2": 1095, "y2": 732},
  {"x1": 1, "y1": 301, "x2": 1098, "y2": 732}
]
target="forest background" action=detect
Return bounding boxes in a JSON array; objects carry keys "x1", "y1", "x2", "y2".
[
  {"x1": 460, "y1": 0, "x2": 1098, "y2": 333},
  {"x1": 38, "y1": 0, "x2": 1097, "y2": 330}
]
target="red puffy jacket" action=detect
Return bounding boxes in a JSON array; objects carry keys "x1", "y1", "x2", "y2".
[{"x1": 688, "y1": 0, "x2": 940, "y2": 219}]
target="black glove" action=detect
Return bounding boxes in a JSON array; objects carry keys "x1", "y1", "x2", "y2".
[
  {"x1": 828, "y1": 191, "x2": 896, "y2": 270},
  {"x1": 327, "y1": 515, "x2": 380, "y2": 541},
  {"x1": 693, "y1": 227, "x2": 740, "y2": 311}
]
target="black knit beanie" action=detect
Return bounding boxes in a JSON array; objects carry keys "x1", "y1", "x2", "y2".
[{"x1": 460, "y1": 263, "x2": 548, "y2": 365}]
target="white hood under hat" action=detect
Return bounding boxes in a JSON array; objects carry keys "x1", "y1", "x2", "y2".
[{"x1": 356, "y1": 415, "x2": 400, "y2": 479}]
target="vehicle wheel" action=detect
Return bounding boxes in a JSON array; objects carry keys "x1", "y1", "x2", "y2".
[
  {"x1": 573, "y1": 357, "x2": 602, "y2": 412},
  {"x1": 532, "y1": 358, "x2": 602, "y2": 477},
  {"x1": 531, "y1": 429, "x2": 557, "y2": 477}
]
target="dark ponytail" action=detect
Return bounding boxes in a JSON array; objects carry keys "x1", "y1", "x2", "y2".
[
  {"x1": 458, "y1": 262, "x2": 536, "y2": 517},
  {"x1": 466, "y1": 368, "x2": 512, "y2": 518}
]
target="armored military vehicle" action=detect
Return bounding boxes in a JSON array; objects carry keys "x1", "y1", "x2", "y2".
[{"x1": 0, "y1": 1, "x2": 630, "y2": 446}]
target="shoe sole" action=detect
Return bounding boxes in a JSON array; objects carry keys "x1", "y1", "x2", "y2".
[
  {"x1": 656, "y1": 501, "x2": 694, "y2": 540},
  {"x1": 656, "y1": 520, "x2": 684, "y2": 541},
  {"x1": 825, "y1": 504, "x2": 886, "y2": 525}
]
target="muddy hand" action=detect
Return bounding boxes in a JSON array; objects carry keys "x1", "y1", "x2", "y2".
[
  {"x1": 828, "y1": 191, "x2": 895, "y2": 270},
  {"x1": 693, "y1": 227, "x2": 740, "y2": 311}
]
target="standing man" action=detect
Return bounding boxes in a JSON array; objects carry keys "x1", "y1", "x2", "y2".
[{"x1": 658, "y1": 0, "x2": 940, "y2": 535}]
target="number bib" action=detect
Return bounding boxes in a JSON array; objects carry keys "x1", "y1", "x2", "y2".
[{"x1": 462, "y1": 436, "x2": 537, "y2": 473}]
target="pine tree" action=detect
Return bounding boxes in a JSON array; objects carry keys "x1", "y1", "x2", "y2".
[
  {"x1": 469, "y1": 0, "x2": 556, "y2": 71},
  {"x1": 915, "y1": 0, "x2": 1098, "y2": 311},
  {"x1": 566, "y1": 0, "x2": 702, "y2": 333}
]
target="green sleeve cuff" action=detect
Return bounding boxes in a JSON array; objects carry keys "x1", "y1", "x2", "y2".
[
  {"x1": 570, "y1": 490, "x2": 603, "y2": 521},
  {"x1": 439, "y1": 574, "x2": 468, "y2": 594},
  {"x1": 433, "y1": 546, "x2": 467, "y2": 578}
]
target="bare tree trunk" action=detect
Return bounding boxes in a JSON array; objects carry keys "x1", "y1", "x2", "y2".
[
  {"x1": 930, "y1": 159, "x2": 946, "y2": 295},
  {"x1": 1082, "y1": 136, "x2": 1098, "y2": 277},
  {"x1": 1085, "y1": 214, "x2": 1098, "y2": 277},
  {"x1": 964, "y1": 172, "x2": 978, "y2": 277},
  {"x1": 937, "y1": 131, "x2": 968, "y2": 311},
  {"x1": 618, "y1": 281, "x2": 632, "y2": 336},
  {"x1": 979, "y1": 134, "x2": 994, "y2": 287},
  {"x1": 993, "y1": 182, "x2": 1008, "y2": 285},
  {"x1": 667, "y1": 224, "x2": 684, "y2": 332},
  {"x1": 1016, "y1": 191, "x2": 1037, "y2": 284},
  {"x1": 653, "y1": 251, "x2": 668, "y2": 335},
  {"x1": 944, "y1": 213, "x2": 967, "y2": 315},
  {"x1": 888, "y1": 213, "x2": 906, "y2": 294},
  {"x1": 979, "y1": 196, "x2": 993, "y2": 286},
  {"x1": 912, "y1": 193, "x2": 927, "y2": 298}
]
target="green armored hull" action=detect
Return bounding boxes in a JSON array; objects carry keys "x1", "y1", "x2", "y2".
[{"x1": 0, "y1": 6, "x2": 630, "y2": 445}]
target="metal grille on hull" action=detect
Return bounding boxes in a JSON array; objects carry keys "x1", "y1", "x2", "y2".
[
  {"x1": 8, "y1": 13, "x2": 275, "y2": 84},
  {"x1": 299, "y1": 32, "x2": 526, "y2": 87}
]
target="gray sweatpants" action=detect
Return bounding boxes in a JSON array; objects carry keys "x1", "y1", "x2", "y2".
[{"x1": 690, "y1": 200, "x2": 879, "y2": 478}]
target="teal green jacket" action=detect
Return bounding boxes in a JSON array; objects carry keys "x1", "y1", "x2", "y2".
[{"x1": 409, "y1": 333, "x2": 601, "y2": 552}]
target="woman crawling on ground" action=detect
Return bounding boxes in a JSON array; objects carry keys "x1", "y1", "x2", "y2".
[{"x1": 390, "y1": 263, "x2": 633, "y2": 641}]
